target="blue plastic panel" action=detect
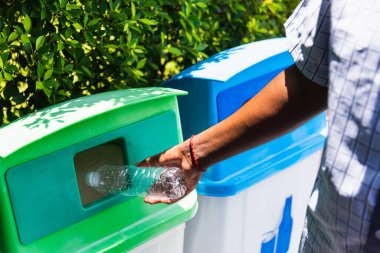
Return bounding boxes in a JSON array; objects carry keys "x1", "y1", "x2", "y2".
[{"x1": 217, "y1": 70, "x2": 281, "y2": 121}]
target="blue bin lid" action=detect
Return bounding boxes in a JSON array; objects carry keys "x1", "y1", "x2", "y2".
[{"x1": 171, "y1": 37, "x2": 291, "y2": 83}]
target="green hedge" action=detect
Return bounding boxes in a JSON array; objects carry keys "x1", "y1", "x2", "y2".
[{"x1": 0, "y1": 0, "x2": 298, "y2": 126}]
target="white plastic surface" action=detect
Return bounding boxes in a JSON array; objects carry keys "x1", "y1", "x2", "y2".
[
  {"x1": 184, "y1": 151, "x2": 322, "y2": 253},
  {"x1": 129, "y1": 224, "x2": 185, "y2": 253}
]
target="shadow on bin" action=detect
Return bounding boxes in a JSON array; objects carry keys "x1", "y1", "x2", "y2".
[
  {"x1": 163, "y1": 38, "x2": 327, "y2": 253},
  {"x1": 0, "y1": 88, "x2": 197, "y2": 253}
]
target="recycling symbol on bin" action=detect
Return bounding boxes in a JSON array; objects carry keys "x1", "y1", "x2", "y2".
[{"x1": 261, "y1": 196, "x2": 293, "y2": 253}]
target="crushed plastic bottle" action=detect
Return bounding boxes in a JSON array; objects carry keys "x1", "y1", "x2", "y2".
[{"x1": 85, "y1": 165, "x2": 187, "y2": 199}]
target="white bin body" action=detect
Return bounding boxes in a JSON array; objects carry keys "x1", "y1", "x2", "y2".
[
  {"x1": 130, "y1": 224, "x2": 185, "y2": 253},
  {"x1": 184, "y1": 151, "x2": 322, "y2": 253}
]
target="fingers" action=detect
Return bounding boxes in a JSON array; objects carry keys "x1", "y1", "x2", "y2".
[
  {"x1": 136, "y1": 143, "x2": 197, "y2": 205},
  {"x1": 144, "y1": 195, "x2": 179, "y2": 205}
]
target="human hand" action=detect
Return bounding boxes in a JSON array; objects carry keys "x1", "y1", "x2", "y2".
[{"x1": 136, "y1": 139, "x2": 204, "y2": 204}]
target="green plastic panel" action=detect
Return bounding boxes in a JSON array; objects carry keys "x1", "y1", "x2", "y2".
[{"x1": 6, "y1": 111, "x2": 179, "y2": 244}]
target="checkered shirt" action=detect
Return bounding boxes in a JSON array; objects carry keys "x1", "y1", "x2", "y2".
[{"x1": 285, "y1": 0, "x2": 380, "y2": 252}]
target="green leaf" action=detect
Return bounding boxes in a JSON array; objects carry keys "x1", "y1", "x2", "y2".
[
  {"x1": 195, "y1": 2, "x2": 207, "y2": 8},
  {"x1": 139, "y1": 19, "x2": 158, "y2": 26},
  {"x1": 185, "y1": 31, "x2": 192, "y2": 42},
  {"x1": 59, "y1": 57, "x2": 65, "y2": 68},
  {"x1": 131, "y1": 3, "x2": 136, "y2": 18},
  {"x1": 0, "y1": 58, "x2": 3, "y2": 69},
  {"x1": 37, "y1": 62, "x2": 44, "y2": 80},
  {"x1": 59, "y1": 0, "x2": 68, "y2": 7},
  {"x1": 226, "y1": 11, "x2": 231, "y2": 22},
  {"x1": 234, "y1": 3, "x2": 246, "y2": 11},
  {"x1": 20, "y1": 34, "x2": 30, "y2": 45},
  {"x1": 5, "y1": 64, "x2": 18, "y2": 73},
  {"x1": 167, "y1": 47, "x2": 182, "y2": 56},
  {"x1": 83, "y1": 14, "x2": 89, "y2": 26},
  {"x1": 161, "y1": 32, "x2": 165, "y2": 45},
  {"x1": 35, "y1": 35, "x2": 45, "y2": 51},
  {"x1": 66, "y1": 4, "x2": 80, "y2": 10},
  {"x1": 68, "y1": 40, "x2": 79, "y2": 46},
  {"x1": 73, "y1": 23, "x2": 83, "y2": 30},
  {"x1": 87, "y1": 18, "x2": 101, "y2": 27},
  {"x1": 196, "y1": 43, "x2": 207, "y2": 51},
  {"x1": 84, "y1": 33, "x2": 94, "y2": 45},
  {"x1": 42, "y1": 86, "x2": 52, "y2": 97},
  {"x1": 123, "y1": 23, "x2": 129, "y2": 32},
  {"x1": 58, "y1": 32, "x2": 66, "y2": 41},
  {"x1": 3, "y1": 71, "x2": 12, "y2": 81},
  {"x1": 185, "y1": 2, "x2": 191, "y2": 16},
  {"x1": 64, "y1": 64, "x2": 73, "y2": 72},
  {"x1": 64, "y1": 28, "x2": 73, "y2": 39},
  {"x1": 36, "y1": 81, "x2": 44, "y2": 90},
  {"x1": 44, "y1": 69, "x2": 53, "y2": 80},
  {"x1": 1, "y1": 53, "x2": 9, "y2": 62},
  {"x1": 57, "y1": 42, "x2": 65, "y2": 51},
  {"x1": 23, "y1": 15, "x2": 31, "y2": 33},
  {"x1": 104, "y1": 44, "x2": 118, "y2": 49},
  {"x1": 132, "y1": 68, "x2": 144, "y2": 77},
  {"x1": 8, "y1": 31, "x2": 18, "y2": 42},
  {"x1": 179, "y1": 18, "x2": 187, "y2": 29},
  {"x1": 137, "y1": 58, "x2": 146, "y2": 69},
  {"x1": 134, "y1": 48, "x2": 144, "y2": 53},
  {"x1": 13, "y1": 25, "x2": 24, "y2": 35},
  {"x1": 43, "y1": 79, "x2": 59, "y2": 88},
  {"x1": 81, "y1": 65, "x2": 92, "y2": 77},
  {"x1": 41, "y1": 7, "x2": 47, "y2": 20},
  {"x1": 129, "y1": 23, "x2": 142, "y2": 33}
]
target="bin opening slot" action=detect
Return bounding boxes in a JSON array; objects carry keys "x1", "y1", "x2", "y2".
[{"x1": 74, "y1": 138, "x2": 127, "y2": 207}]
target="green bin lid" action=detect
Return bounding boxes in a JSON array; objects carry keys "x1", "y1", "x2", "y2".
[{"x1": 0, "y1": 87, "x2": 186, "y2": 164}]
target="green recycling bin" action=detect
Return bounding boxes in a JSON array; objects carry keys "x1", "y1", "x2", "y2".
[{"x1": 0, "y1": 87, "x2": 197, "y2": 253}]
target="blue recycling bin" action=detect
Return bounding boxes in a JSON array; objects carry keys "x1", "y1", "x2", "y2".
[{"x1": 163, "y1": 38, "x2": 327, "y2": 253}]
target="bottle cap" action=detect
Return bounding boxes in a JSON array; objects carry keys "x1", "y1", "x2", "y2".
[{"x1": 85, "y1": 172, "x2": 100, "y2": 187}]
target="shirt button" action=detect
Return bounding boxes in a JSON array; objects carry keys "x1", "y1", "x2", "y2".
[{"x1": 375, "y1": 230, "x2": 380, "y2": 240}]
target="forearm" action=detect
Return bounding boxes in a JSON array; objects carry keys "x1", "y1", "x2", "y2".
[{"x1": 190, "y1": 65, "x2": 328, "y2": 169}]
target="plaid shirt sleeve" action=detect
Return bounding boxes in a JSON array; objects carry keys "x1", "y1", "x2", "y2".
[{"x1": 284, "y1": 0, "x2": 330, "y2": 87}]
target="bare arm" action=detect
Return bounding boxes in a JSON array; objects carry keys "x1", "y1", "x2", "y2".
[
  {"x1": 137, "y1": 65, "x2": 327, "y2": 204},
  {"x1": 194, "y1": 65, "x2": 327, "y2": 169}
]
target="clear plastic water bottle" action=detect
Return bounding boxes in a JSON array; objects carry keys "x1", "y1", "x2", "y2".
[{"x1": 85, "y1": 165, "x2": 187, "y2": 199}]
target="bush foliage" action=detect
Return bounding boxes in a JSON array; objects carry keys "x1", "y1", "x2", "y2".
[{"x1": 0, "y1": 0, "x2": 298, "y2": 125}]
